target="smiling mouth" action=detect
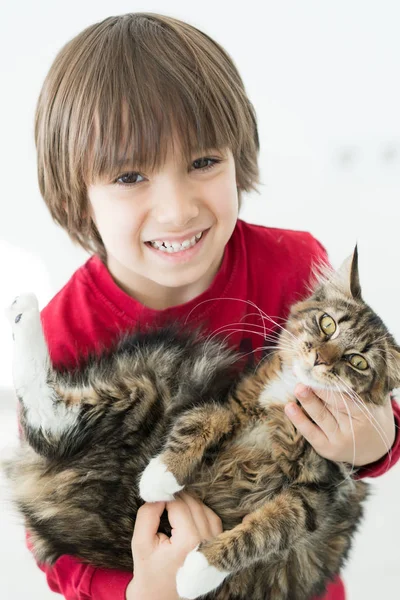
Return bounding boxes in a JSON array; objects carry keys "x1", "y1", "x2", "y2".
[{"x1": 146, "y1": 230, "x2": 205, "y2": 253}]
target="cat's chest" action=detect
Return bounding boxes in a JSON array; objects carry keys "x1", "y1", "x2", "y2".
[
  {"x1": 258, "y1": 365, "x2": 297, "y2": 407},
  {"x1": 233, "y1": 367, "x2": 297, "y2": 451}
]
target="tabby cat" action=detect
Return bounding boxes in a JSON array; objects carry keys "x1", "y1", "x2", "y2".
[{"x1": 3, "y1": 249, "x2": 400, "y2": 600}]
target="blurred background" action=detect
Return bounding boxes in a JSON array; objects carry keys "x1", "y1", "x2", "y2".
[{"x1": 0, "y1": 1, "x2": 399, "y2": 598}]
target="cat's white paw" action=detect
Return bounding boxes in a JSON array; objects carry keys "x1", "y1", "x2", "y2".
[
  {"x1": 176, "y1": 546, "x2": 230, "y2": 599},
  {"x1": 6, "y1": 293, "x2": 40, "y2": 330},
  {"x1": 139, "y1": 455, "x2": 184, "y2": 502}
]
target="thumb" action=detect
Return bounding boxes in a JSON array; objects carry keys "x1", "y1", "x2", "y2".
[{"x1": 132, "y1": 502, "x2": 168, "y2": 558}]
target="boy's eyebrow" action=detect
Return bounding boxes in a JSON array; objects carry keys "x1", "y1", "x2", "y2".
[{"x1": 115, "y1": 148, "x2": 225, "y2": 170}]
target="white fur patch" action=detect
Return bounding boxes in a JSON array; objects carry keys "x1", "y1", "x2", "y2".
[
  {"x1": 258, "y1": 365, "x2": 298, "y2": 406},
  {"x1": 139, "y1": 455, "x2": 184, "y2": 502},
  {"x1": 176, "y1": 546, "x2": 230, "y2": 599},
  {"x1": 292, "y1": 361, "x2": 348, "y2": 392},
  {"x1": 7, "y1": 294, "x2": 79, "y2": 435},
  {"x1": 292, "y1": 361, "x2": 326, "y2": 390}
]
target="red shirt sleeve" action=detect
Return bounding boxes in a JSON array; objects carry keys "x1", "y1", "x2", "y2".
[
  {"x1": 38, "y1": 555, "x2": 132, "y2": 600},
  {"x1": 26, "y1": 529, "x2": 132, "y2": 600},
  {"x1": 355, "y1": 396, "x2": 400, "y2": 478}
]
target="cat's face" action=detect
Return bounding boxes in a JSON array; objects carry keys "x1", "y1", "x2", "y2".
[{"x1": 280, "y1": 249, "x2": 400, "y2": 405}]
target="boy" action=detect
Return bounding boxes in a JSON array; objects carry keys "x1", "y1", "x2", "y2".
[{"x1": 31, "y1": 12, "x2": 399, "y2": 600}]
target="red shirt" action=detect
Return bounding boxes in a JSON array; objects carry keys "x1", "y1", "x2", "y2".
[{"x1": 36, "y1": 219, "x2": 400, "y2": 599}]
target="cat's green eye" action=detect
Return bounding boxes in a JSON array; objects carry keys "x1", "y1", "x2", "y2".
[
  {"x1": 319, "y1": 314, "x2": 336, "y2": 336},
  {"x1": 348, "y1": 354, "x2": 369, "y2": 370}
]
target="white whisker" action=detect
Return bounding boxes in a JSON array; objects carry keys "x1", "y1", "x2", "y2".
[
  {"x1": 335, "y1": 375, "x2": 392, "y2": 470},
  {"x1": 326, "y1": 383, "x2": 359, "y2": 488},
  {"x1": 333, "y1": 383, "x2": 357, "y2": 472}
]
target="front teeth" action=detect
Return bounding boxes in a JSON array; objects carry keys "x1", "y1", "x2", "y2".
[{"x1": 150, "y1": 232, "x2": 203, "y2": 253}]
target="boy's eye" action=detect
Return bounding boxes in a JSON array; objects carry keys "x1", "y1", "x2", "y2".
[
  {"x1": 115, "y1": 172, "x2": 145, "y2": 185},
  {"x1": 114, "y1": 157, "x2": 221, "y2": 185},
  {"x1": 192, "y1": 157, "x2": 220, "y2": 171}
]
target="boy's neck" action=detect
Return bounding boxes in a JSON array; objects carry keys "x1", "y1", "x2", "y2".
[{"x1": 106, "y1": 254, "x2": 224, "y2": 311}]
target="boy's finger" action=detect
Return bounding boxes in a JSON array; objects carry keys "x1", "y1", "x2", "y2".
[
  {"x1": 315, "y1": 387, "x2": 359, "y2": 417},
  {"x1": 166, "y1": 496, "x2": 192, "y2": 529},
  {"x1": 294, "y1": 385, "x2": 338, "y2": 438},
  {"x1": 182, "y1": 493, "x2": 223, "y2": 538},
  {"x1": 166, "y1": 497, "x2": 199, "y2": 547},
  {"x1": 179, "y1": 492, "x2": 218, "y2": 538},
  {"x1": 199, "y1": 501, "x2": 223, "y2": 538},
  {"x1": 284, "y1": 401, "x2": 327, "y2": 450},
  {"x1": 132, "y1": 501, "x2": 167, "y2": 554}
]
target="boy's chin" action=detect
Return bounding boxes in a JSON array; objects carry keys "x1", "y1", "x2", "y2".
[{"x1": 151, "y1": 260, "x2": 218, "y2": 288}]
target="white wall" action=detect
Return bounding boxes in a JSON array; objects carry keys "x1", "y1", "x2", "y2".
[{"x1": 0, "y1": 1, "x2": 399, "y2": 598}]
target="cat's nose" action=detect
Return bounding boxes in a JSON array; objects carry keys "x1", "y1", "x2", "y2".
[{"x1": 314, "y1": 352, "x2": 327, "y2": 366}]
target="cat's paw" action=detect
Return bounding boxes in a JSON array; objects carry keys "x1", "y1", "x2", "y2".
[
  {"x1": 139, "y1": 455, "x2": 184, "y2": 502},
  {"x1": 6, "y1": 293, "x2": 40, "y2": 331},
  {"x1": 176, "y1": 546, "x2": 230, "y2": 599}
]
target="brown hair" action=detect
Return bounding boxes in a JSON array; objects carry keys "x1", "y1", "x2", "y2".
[{"x1": 35, "y1": 13, "x2": 260, "y2": 259}]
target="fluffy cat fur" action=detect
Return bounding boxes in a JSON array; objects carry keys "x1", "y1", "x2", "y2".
[{"x1": 3, "y1": 249, "x2": 400, "y2": 600}]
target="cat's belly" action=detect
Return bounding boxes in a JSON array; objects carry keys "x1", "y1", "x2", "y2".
[
  {"x1": 233, "y1": 421, "x2": 272, "y2": 449},
  {"x1": 186, "y1": 420, "x2": 286, "y2": 529}
]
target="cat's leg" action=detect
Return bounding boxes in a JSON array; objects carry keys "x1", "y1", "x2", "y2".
[
  {"x1": 176, "y1": 490, "x2": 312, "y2": 599},
  {"x1": 139, "y1": 403, "x2": 236, "y2": 502},
  {"x1": 6, "y1": 294, "x2": 81, "y2": 453}
]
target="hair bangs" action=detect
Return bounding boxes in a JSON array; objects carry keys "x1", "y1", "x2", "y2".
[
  {"x1": 82, "y1": 14, "x2": 241, "y2": 184},
  {"x1": 85, "y1": 96, "x2": 232, "y2": 186}
]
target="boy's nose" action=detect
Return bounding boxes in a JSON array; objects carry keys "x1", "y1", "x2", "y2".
[{"x1": 153, "y1": 182, "x2": 199, "y2": 227}]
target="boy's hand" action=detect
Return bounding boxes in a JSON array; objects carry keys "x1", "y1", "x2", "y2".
[
  {"x1": 284, "y1": 384, "x2": 396, "y2": 467},
  {"x1": 126, "y1": 493, "x2": 223, "y2": 600}
]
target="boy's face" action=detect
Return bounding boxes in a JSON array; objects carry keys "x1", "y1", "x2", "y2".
[{"x1": 87, "y1": 145, "x2": 239, "y2": 309}]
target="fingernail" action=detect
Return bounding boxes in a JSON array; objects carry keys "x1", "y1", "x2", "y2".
[
  {"x1": 296, "y1": 385, "x2": 309, "y2": 398},
  {"x1": 285, "y1": 403, "x2": 297, "y2": 417}
]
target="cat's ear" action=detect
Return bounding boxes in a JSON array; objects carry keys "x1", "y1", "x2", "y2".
[
  {"x1": 335, "y1": 246, "x2": 362, "y2": 300},
  {"x1": 349, "y1": 245, "x2": 362, "y2": 299},
  {"x1": 387, "y1": 346, "x2": 400, "y2": 391}
]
